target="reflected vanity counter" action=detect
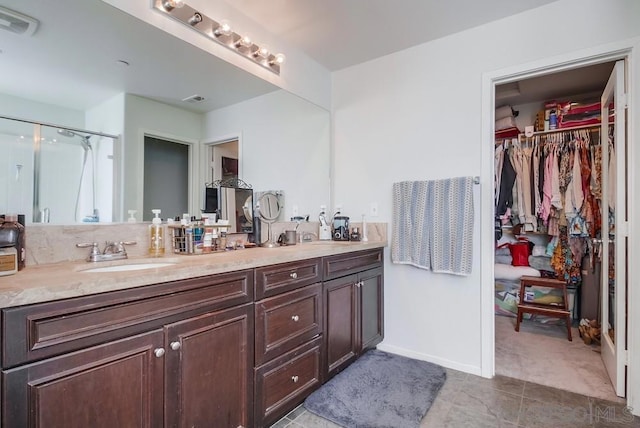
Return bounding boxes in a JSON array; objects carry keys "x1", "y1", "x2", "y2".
[{"x1": 0, "y1": 222, "x2": 387, "y2": 308}]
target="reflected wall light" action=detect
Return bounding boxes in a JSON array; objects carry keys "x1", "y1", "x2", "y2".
[
  {"x1": 161, "y1": 0, "x2": 184, "y2": 11},
  {"x1": 153, "y1": 0, "x2": 285, "y2": 74}
]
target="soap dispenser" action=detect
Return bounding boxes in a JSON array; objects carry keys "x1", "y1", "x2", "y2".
[{"x1": 149, "y1": 209, "x2": 165, "y2": 257}]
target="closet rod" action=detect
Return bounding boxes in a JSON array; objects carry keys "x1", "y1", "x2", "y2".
[{"x1": 518, "y1": 122, "x2": 610, "y2": 140}]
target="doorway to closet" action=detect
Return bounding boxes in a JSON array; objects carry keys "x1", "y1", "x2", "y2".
[{"x1": 492, "y1": 59, "x2": 628, "y2": 403}]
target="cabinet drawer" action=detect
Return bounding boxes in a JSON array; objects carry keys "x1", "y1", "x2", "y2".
[
  {"x1": 254, "y1": 336, "x2": 322, "y2": 427},
  {"x1": 255, "y1": 283, "x2": 322, "y2": 365},
  {"x1": 323, "y1": 249, "x2": 383, "y2": 280},
  {"x1": 255, "y1": 258, "x2": 322, "y2": 299},
  {"x1": 2, "y1": 269, "x2": 253, "y2": 368}
]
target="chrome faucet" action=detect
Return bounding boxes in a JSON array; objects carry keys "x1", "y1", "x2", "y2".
[{"x1": 77, "y1": 241, "x2": 136, "y2": 262}]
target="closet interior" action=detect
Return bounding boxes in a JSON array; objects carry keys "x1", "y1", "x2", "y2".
[{"x1": 492, "y1": 60, "x2": 624, "y2": 402}]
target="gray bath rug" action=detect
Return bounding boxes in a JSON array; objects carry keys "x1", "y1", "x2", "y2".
[{"x1": 304, "y1": 349, "x2": 447, "y2": 428}]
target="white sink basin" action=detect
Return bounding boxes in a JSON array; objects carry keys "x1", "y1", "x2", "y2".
[{"x1": 81, "y1": 262, "x2": 176, "y2": 273}]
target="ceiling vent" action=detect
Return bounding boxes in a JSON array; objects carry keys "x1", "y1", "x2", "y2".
[
  {"x1": 0, "y1": 6, "x2": 39, "y2": 36},
  {"x1": 182, "y1": 94, "x2": 206, "y2": 103}
]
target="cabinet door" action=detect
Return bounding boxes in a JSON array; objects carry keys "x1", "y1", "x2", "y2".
[
  {"x1": 358, "y1": 267, "x2": 384, "y2": 352},
  {"x1": 164, "y1": 304, "x2": 253, "y2": 428},
  {"x1": 323, "y1": 274, "x2": 358, "y2": 379},
  {"x1": 2, "y1": 330, "x2": 164, "y2": 428}
]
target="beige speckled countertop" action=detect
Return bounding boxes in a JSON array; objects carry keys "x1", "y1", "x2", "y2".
[{"x1": 0, "y1": 240, "x2": 386, "y2": 309}]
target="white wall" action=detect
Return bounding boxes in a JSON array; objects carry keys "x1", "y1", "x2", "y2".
[
  {"x1": 123, "y1": 95, "x2": 203, "y2": 221},
  {"x1": 203, "y1": 90, "x2": 331, "y2": 219},
  {"x1": 332, "y1": 0, "x2": 640, "y2": 395},
  {"x1": 0, "y1": 93, "x2": 85, "y2": 128}
]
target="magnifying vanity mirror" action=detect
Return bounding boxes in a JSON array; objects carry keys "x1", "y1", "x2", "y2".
[{"x1": 256, "y1": 191, "x2": 283, "y2": 248}]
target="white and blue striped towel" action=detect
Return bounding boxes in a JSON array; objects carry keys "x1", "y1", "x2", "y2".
[{"x1": 391, "y1": 177, "x2": 474, "y2": 275}]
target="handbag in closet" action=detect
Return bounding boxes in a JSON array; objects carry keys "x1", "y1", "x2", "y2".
[{"x1": 497, "y1": 237, "x2": 531, "y2": 267}]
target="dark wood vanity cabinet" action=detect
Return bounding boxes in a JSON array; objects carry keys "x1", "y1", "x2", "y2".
[
  {"x1": 323, "y1": 249, "x2": 384, "y2": 379},
  {"x1": 253, "y1": 259, "x2": 324, "y2": 427},
  {"x1": 1, "y1": 269, "x2": 254, "y2": 428},
  {"x1": 164, "y1": 304, "x2": 253, "y2": 428},
  {"x1": 0, "y1": 248, "x2": 384, "y2": 428}
]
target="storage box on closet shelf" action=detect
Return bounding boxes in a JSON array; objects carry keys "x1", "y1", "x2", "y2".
[
  {"x1": 536, "y1": 99, "x2": 606, "y2": 132},
  {"x1": 168, "y1": 220, "x2": 231, "y2": 255},
  {"x1": 495, "y1": 105, "x2": 521, "y2": 140}
]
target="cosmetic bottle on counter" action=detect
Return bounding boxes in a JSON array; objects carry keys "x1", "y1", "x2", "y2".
[{"x1": 148, "y1": 209, "x2": 165, "y2": 257}]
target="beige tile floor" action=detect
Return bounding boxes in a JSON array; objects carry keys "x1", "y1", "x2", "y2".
[
  {"x1": 272, "y1": 368, "x2": 639, "y2": 427},
  {"x1": 495, "y1": 314, "x2": 622, "y2": 402}
]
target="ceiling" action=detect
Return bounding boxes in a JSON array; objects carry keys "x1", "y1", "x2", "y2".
[
  {"x1": 0, "y1": 0, "x2": 278, "y2": 114},
  {"x1": 229, "y1": 0, "x2": 561, "y2": 72},
  {"x1": 0, "y1": 0, "x2": 611, "y2": 115},
  {"x1": 496, "y1": 62, "x2": 616, "y2": 107}
]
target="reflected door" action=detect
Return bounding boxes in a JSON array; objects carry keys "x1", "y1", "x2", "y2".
[
  {"x1": 599, "y1": 59, "x2": 628, "y2": 397},
  {"x1": 143, "y1": 136, "x2": 189, "y2": 221}
]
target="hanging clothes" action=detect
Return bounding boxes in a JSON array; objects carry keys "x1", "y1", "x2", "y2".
[
  {"x1": 566, "y1": 146, "x2": 587, "y2": 236},
  {"x1": 493, "y1": 125, "x2": 607, "y2": 283},
  {"x1": 495, "y1": 142, "x2": 505, "y2": 206},
  {"x1": 496, "y1": 146, "x2": 516, "y2": 217}
]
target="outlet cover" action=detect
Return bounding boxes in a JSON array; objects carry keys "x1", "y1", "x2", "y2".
[{"x1": 370, "y1": 202, "x2": 378, "y2": 217}]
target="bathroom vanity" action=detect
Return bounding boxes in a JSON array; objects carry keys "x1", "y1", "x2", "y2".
[{"x1": 0, "y1": 242, "x2": 384, "y2": 428}]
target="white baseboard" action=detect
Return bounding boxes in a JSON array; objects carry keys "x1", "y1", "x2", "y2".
[{"x1": 376, "y1": 343, "x2": 484, "y2": 377}]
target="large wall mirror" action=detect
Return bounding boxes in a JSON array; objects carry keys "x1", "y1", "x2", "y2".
[{"x1": 0, "y1": 0, "x2": 330, "y2": 225}]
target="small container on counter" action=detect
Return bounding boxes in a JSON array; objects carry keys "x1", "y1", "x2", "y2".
[
  {"x1": 350, "y1": 227, "x2": 361, "y2": 241},
  {"x1": 0, "y1": 214, "x2": 25, "y2": 270},
  {"x1": 0, "y1": 247, "x2": 17, "y2": 276}
]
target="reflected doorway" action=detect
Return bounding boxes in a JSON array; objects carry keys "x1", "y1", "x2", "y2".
[
  {"x1": 208, "y1": 139, "x2": 239, "y2": 183},
  {"x1": 143, "y1": 136, "x2": 189, "y2": 221}
]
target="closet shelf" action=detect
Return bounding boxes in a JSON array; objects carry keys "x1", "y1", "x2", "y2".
[{"x1": 502, "y1": 227, "x2": 547, "y2": 236}]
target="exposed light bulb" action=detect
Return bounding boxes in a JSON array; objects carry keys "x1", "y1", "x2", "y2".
[
  {"x1": 235, "y1": 34, "x2": 252, "y2": 48},
  {"x1": 213, "y1": 20, "x2": 232, "y2": 37},
  {"x1": 188, "y1": 12, "x2": 203, "y2": 26},
  {"x1": 162, "y1": 0, "x2": 184, "y2": 11},
  {"x1": 270, "y1": 53, "x2": 286, "y2": 65},
  {"x1": 254, "y1": 45, "x2": 270, "y2": 59}
]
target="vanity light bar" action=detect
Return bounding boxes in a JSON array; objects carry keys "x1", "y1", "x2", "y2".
[{"x1": 153, "y1": 0, "x2": 283, "y2": 75}]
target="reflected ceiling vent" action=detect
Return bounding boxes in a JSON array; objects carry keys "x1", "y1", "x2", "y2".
[
  {"x1": 0, "y1": 6, "x2": 39, "y2": 36},
  {"x1": 182, "y1": 94, "x2": 206, "y2": 103}
]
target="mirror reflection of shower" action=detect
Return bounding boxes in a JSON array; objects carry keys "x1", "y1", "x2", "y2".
[
  {"x1": 1, "y1": 116, "x2": 116, "y2": 224},
  {"x1": 56, "y1": 129, "x2": 98, "y2": 222}
]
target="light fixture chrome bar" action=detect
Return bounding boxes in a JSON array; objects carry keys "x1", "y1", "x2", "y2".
[{"x1": 153, "y1": 0, "x2": 282, "y2": 74}]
